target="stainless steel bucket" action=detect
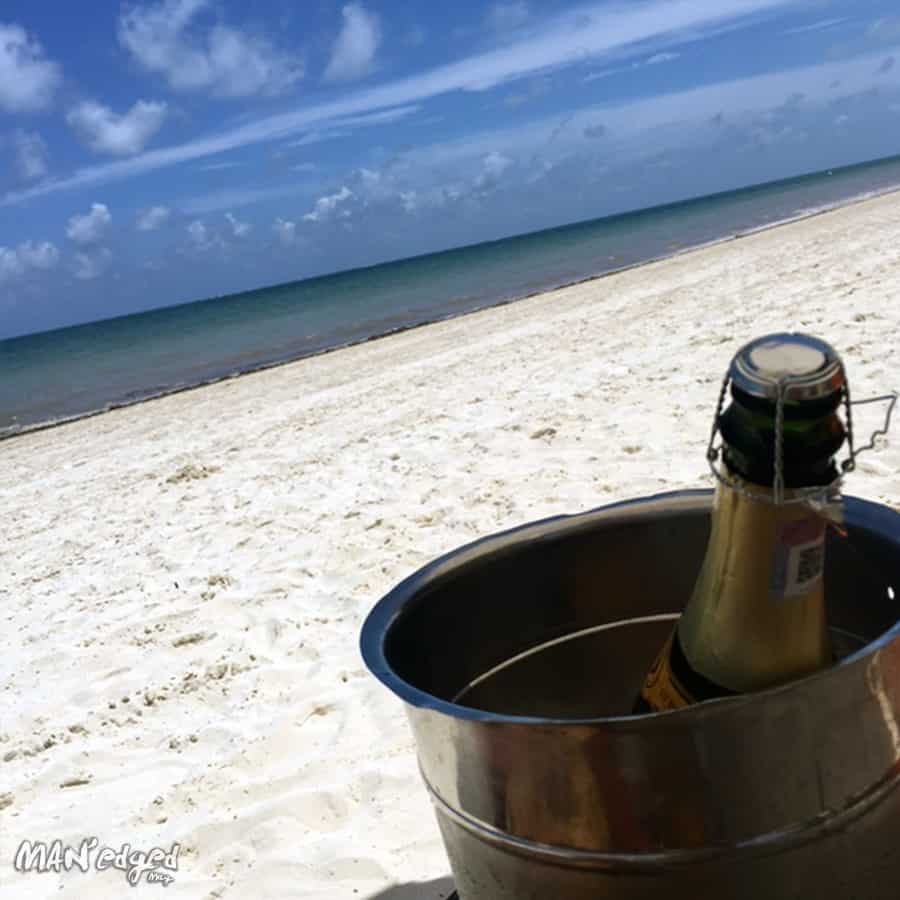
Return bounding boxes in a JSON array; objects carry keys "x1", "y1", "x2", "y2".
[{"x1": 360, "y1": 490, "x2": 900, "y2": 899}]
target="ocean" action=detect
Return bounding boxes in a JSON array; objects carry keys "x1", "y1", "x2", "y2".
[{"x1": 5, "y1": 153, "x2": 900, "y2": 440}]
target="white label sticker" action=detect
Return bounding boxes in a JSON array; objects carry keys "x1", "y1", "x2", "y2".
[{"x1": 770, "y1": 518, "x2": 826, "y2": 600}]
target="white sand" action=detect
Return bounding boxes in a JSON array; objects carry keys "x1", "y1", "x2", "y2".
[{"x1": 2, "y1": 192, "x2": 900, "y2": 899}]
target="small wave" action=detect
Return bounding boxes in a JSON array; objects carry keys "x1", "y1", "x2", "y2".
[{"x1": 733, "y1": 184, "x2": 900, "y2": 238}]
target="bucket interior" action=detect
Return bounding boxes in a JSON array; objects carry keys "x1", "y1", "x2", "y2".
[{"x1": 383, "y1": 495, "x2": 900, "y2": 718}]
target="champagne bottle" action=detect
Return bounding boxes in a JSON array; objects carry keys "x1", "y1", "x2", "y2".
[{"x1": 635, "y1": 333, "x2": 848, "y2": 713}]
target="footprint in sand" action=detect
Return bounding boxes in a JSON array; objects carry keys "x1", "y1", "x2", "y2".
[{"x1": 295, "y1": 788, "x2": 351, "y2": 832}]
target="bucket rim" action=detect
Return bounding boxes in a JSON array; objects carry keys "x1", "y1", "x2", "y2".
[{"x1": 359, "y1": 488, "x2": 900, "y2": 726}]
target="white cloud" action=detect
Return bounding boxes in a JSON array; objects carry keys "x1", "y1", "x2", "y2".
[
  {"x1": 586, "y1": 50, "x2": 680, "y2": 80},
  {"x1": 273, "y1": 217, "x2": 297, "y2": 246},
  {"x1": 66, "y1": 203, "x2": 112, "y2": 245},
  {"x1": 0, "y1": 240, "x2": 59, "y2": 281},
  {"x1": 486, "y1": 2, "x2": 531, "y2": 32},
  {"x1": 0, "y1": 247, "x2": 25, "y2": 280},
  {"x1": 357, "y1": 167, "x2": 381, "y2": 188},
  {"x1": 301, "y1": 105, "x2": 420, "y2": 138},
  {"x1": 185, "y1": 218, "x2": 225, "y2": 251},
  {"x1": 72, "y1": 247, "x2": 112, "y2": 281},
  {"x1": 294, "y1": 160, "x2": 469, "y2": 219},
  {"x1": 67, "y1": 100, "x2": 168, "y2": 156},
  {"x1": 324, "y1": 3, "x2": 381, "y2": 83},
  {"x1": 17, "y1": 240, "x2": 59, "y2": 270},
  {"x1": 303, "y1": 186, "x2": 354, "y2": 222},
  {"x1": 781, "y1": 17, "x2": 848, "y2": 36},
  {"x1": 337, "y1": 163, "x2": 461, "y2": 215},
  {"x1": 136, "y1": 205, "x2": 170, "y2": 231},
  {"x1": 283, "y1": 105, "x2": 420, "y2": 150},
  {"x1": 285, "y1": 128, "x2": 352, "y2": 148},
  {"x1": 199, "y1": 161, "x2": 241, "y2": 171},
  {"x1": 646, "y1": 51, "x2": 680, "y2": 65},
  {"x1": 0, "y1": 23, "x2": 62, "y2": 112},
  {"x1": 118, "y1": 0, "x2": 302, "y2": 97},
  {"x1": 584, "y1": 64, "x2": 632, "y2": 82},
  {"x1": 475, "y1": 151, "x2": 513, "y2": 190},
  {"x1": 12, "y1": 130, "x2": 48, "y2": 180},
  {"x1": 187, "y1": 219, "x2": 209, "y2": 245},
  {"x1": 224, "y1": 211, "x2": 250, "y2": 237},
  {"x1": 0, "y1": 0, "x2": 878, "y2": 206},
  {"x1": 834, "y1": 114, "x2": 850, "y2": 126},
  {"x1": 484, "y1": 151, "x2": 512, "y2": 178}
]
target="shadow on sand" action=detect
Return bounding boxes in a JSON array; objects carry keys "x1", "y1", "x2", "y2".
[{"x1": 363, "y1": 875, "x2": 456, "y2": 899}]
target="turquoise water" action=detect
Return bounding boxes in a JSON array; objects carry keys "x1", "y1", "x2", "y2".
[{"x1": 5, "y1": 153, "x2": 900, "y2": 438}]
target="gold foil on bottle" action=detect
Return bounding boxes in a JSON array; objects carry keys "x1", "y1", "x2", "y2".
[
  {"x1": 675, "y1": 477, "x2": 834, "y2": 694},
  {"x1": 639, "y1": 633, "x2": 697, "y2": 711}
]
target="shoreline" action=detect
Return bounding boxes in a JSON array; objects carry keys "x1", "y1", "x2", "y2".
[{"x1": 5, "y1": 179, "x2": 900, "y2": 445}]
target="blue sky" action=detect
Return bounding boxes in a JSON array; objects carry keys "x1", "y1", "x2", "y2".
[{"x1": 3, "y1": 0, "x2": 900, "y2": 338}]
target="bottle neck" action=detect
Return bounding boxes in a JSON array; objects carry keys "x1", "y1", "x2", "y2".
[
  {"x1": 717, "y1": 392, "x2": 845, "y2": 489},
  {"x1": 721, "y1": 446, "x2": 838, "y2": 489}
]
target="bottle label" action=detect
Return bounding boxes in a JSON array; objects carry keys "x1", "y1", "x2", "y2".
[
  {"x1": 639, "y1": 633, "x2": 697, "y2": 711},
  {"x1": 769, "y1": 517, "x2": 826, "y2": 600}
]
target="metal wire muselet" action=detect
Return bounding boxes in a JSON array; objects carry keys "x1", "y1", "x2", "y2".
[{"x1": 705, "y1": 361, "x2": 898, "y2": 513}]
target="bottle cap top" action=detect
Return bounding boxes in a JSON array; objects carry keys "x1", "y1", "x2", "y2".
[{"x1": 729, "y1": 332, "x2": 845, "y2": 404}]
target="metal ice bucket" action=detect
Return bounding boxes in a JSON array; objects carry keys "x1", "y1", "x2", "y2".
[{"x1": 360, "y1": 490, "x2": 900, "y2": 899}]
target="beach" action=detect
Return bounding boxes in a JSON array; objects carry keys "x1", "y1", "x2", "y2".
[{"x1": 2, "y1": 190, "x2": 900, "y2": 899}]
